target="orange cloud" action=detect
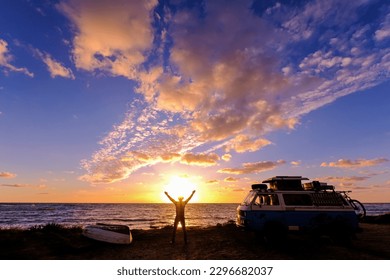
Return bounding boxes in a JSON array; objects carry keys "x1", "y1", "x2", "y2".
[
  {"x1": 218, "y1": 160, "x2": 286, "y2": 175},
  {"x1": 290, "y1": 161, "x2": 301, "y2": 166},
  {"x1": 180, "y1": 152, "x2": 220, "y2": 166},
  {"x1": 224, "y1": 135, "x2": 271, "y2": 153},
  {"x1": 315, "y1": 176, "x2": 371, "y2": 188},
  {"x1": 144, "y1": 1, "x2": 297, "y2": 143},
  {"x1": 0, "y1": 39, "x2": 33, "y2": 77},
  {"x1": 160, "y1": 152, "x2": 181, "y2": 162},
  {"x1": 79, "y1": 1, "x2": 390, "y2": 184},
  {"x1": 1, "y1": 184, "x2": 27, "y2": 188},
  {"x1": 40, "y1": 52, "x2": 75, "y2": 79},
  {"x1": 0, "y1": 172, "x2": 16, "y2": 178},
  {"x1": 224, "y1": 177, "x2": 238, "y2": 182},
  {"x1": 222, "y1": 154, "x2": 232, "y2": 162},
  {"x1": 321, "y1": 158, "x2": 389, "y2": 168},
  {"x1": 155, "y1": 74, "x2": 204, "y2": 112},
  {"x1": 58, "y1": 0, "x2": 157, "y2": 79},
  {"x1": 80, "y1": 157, "x2": 147, "y2": 184},
  {"x1": 122, "y1": 151, "x2": 152, "y2": 163},
  {"x1": 1, "y1": 183, "x2": 47, "y2": 189},
  {"x1": 206, "y1": 180, "x2": 219, "y2": 184}
]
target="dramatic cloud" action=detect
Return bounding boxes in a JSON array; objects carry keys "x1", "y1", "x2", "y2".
[
  {"x1": 80, "y1": 100, "x2": 191, "y2": 183},
  {"x1": 58, "y1": 0, "x2": 157, "y2": 79},
  {"x1": 0, "y1": 172, "x2": 17, "y2": 178},
  {"x1": 79, "y1": 0, "x2": 390, "y2": 183},
  {"x1": 0, "y1": 39, "x2": 33, "y2": 77},
  {"x1": 321, "y1": 158, "x2": 389, "y2": 168},
  {"x1": 218, "y1": 160, "x2": 286, "y2": 175},
  {"x1": 151, "y1": 0, "x2": 299, "y2": 143}
]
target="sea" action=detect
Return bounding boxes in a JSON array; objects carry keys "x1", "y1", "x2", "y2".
[{"x1": 0, "y1": 203, "x2": 389, "y2": 230}]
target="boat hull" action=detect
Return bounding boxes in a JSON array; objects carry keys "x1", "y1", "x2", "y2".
[{"x1": 82, "y1": 224, "x2": 132, "y2": 244}]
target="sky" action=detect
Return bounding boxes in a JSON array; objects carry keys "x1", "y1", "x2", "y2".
[{"x1": 0, "y1": 0, "x2": 389, "y2": 203}]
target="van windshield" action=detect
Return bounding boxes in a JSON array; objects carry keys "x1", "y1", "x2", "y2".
[{"x1": 241, "y1": 191, "x2": 256, "y2": 205}]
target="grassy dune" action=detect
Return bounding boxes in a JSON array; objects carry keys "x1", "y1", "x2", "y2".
[{"x1": 1, "y1": 216, "x2": 389, "y2": 260}]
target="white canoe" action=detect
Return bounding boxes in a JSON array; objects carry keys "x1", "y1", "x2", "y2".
[{"x1": 82, "y1": 224, "x2": 132, "y2": 245}]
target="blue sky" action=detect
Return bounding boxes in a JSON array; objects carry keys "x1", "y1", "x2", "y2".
[{"x1": 1, "y1": 0, "x2": 389, "y2": 203}]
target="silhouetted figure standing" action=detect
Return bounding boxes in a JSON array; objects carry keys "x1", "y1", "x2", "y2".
[{"x1": 165, "y1": 190, "x2": 195, "y2": 244}]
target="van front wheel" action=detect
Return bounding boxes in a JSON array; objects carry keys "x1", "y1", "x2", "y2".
[{"x1": 263, "y1": 221, "x2": 287, "y2": 245}]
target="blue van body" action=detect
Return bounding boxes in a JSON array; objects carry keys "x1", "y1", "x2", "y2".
[{"x1": 236, "y1": 176, "x2": 359, "y2": 233}]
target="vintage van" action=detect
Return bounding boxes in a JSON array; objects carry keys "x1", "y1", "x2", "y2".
[{"x1": 236, "y1": 176, "x2": 365, "y2": 237}]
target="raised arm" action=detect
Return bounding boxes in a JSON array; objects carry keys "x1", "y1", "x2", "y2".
[
  {"x1": 164, "y1": 191, "x2": 176, "y2": 203},
  {"x1": 185, "y1": 190, "x2": 196, "y2": 203}
]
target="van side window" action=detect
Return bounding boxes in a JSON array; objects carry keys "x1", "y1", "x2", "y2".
[
  {"x1": 254, "y1": 195, "x2": 263, "y2": 205},
  {"x1": 283, "y1": 194, "x2": 313, "y2": 206},
  {"x1": 269, "y1": 194, "x2": 279, "y2": 205},
  {"x1": 255, "y1": 194, "x2": 279, "y2": 206}
]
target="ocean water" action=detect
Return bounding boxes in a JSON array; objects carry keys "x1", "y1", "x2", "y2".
[
  {"x1": 0, "y1": 203, "x2": 389, "y2": 230},
  {"x1": 363, "y1": 203, "x2": 390, "y2": 216},
  {"x1": 0, "y1": 203, "x2": 238, "y2": 230}
]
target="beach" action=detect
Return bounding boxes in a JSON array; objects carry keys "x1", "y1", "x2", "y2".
[{"x1": 1, "y1": 216, "x2": 389, "y2": 260}]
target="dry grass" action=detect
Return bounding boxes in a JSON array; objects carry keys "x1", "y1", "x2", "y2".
[{"x1": 0, "y1": 220, "x2": 389, "y2": 260}]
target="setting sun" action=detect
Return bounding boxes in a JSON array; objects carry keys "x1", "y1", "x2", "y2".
[{"x1": 162, "y1": 176, "x2": 198, "y2": 203}]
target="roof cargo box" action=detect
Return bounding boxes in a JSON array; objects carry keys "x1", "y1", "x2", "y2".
[
  {"x1": 262, "y1": 176, "x2": 308, "y2": 191},
  {"x1": 251, "y1": 184, "x2": 267, "y2": 190}
]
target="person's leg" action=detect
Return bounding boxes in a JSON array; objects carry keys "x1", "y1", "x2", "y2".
[
  {"x1": 172, "y1": 217, "x2": 179, "y2": 243},
  {"x1": 181, "y1": 218, "x2": 187, "y2": 244}
]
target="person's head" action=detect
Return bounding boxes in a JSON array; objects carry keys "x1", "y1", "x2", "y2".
[{"x1": 178, "y1": 196, "x2": 184, "y2": 201}]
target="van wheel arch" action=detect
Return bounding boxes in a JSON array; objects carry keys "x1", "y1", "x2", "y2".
[{"x1": 263, "y1": 220, "x2": 288, "y2": 244}]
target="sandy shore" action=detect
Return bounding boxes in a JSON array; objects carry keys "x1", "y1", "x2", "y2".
[{"x1": 1, "y1": 216, "x2": 389, "y2": 260}]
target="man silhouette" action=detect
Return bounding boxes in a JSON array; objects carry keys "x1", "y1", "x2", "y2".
[{"x1": 165, "y1": 190, "x2": 196, "y2": 244}]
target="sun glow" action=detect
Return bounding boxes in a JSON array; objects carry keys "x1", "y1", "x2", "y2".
[{"x1": 162, "y1": 175, "x2": 198, "y2": 203}]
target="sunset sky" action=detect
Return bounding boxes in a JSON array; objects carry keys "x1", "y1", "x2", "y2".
[{"x1": 1, "y1": 0, "x2": 389, "y2": 203}]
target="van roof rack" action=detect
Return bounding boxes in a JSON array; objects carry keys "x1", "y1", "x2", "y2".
[{"x1": 262, "y1": 176, "x2": 309, "y2": 183}]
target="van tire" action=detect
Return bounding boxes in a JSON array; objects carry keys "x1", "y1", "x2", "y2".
[
  {"x1": 263, "y1": 221, "x2": 287, "y2": 245},
  {"x1": 328, "y1": 220, "x2": 354, "y2": 245}
]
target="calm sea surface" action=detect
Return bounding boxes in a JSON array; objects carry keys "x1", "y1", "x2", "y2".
[
  {"x1": 0, "y1": 203, "x2": 389, "y2": 230},
  {"x1": 0, "y1": 203, "x2": 237, "y2": 230}
]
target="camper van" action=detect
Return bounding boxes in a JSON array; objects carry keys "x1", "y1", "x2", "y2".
[{"x1": 236, "y1": 176, "x2": 365, "y2": 237}]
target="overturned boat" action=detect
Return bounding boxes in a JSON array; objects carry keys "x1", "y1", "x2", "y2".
[{"x1": 82, "y1": 223, "x2": 133, "y2": 245}]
